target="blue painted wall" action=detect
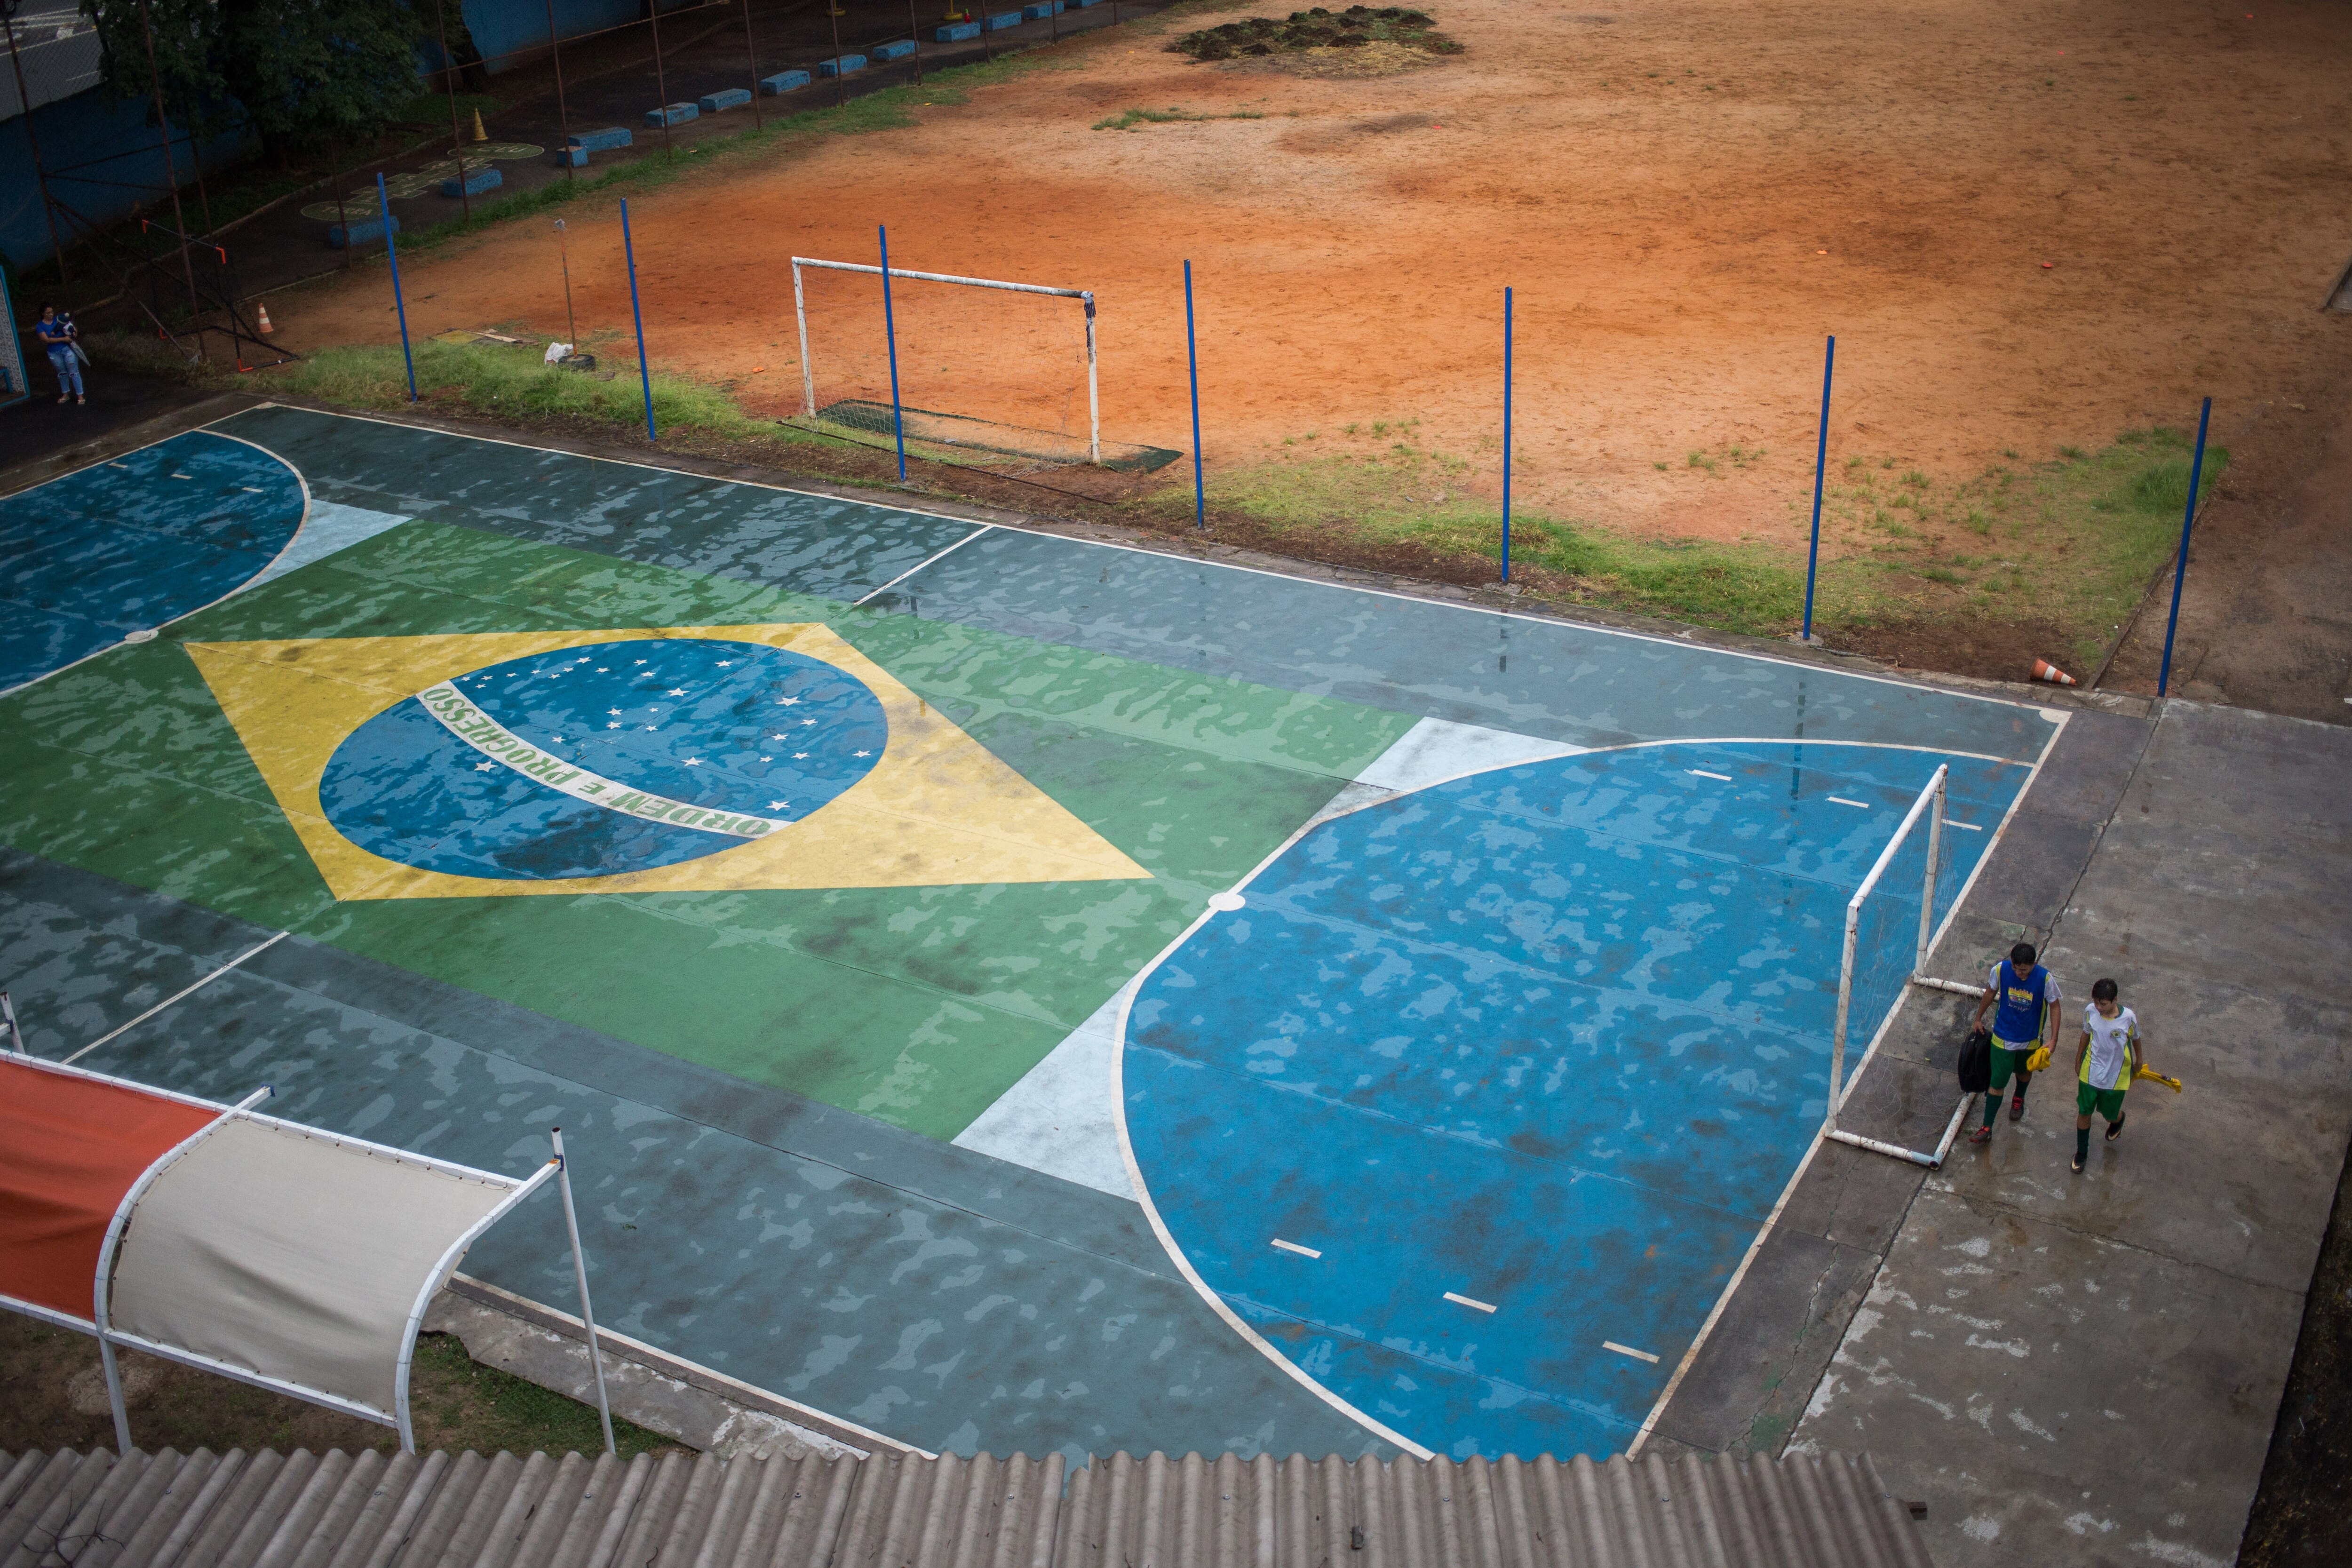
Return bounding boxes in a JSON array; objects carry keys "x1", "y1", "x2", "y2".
[
  {"x1": 464, "y1": 0, "x2": 696, "y2": 75},
  {"x1": 0, "y1": 90, "x2": 248, "y2": 275}
]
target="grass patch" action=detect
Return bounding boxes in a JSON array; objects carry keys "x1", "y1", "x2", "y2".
[{"x1": 1093, "y1": 105, "x2": 1268, "y2": 129}]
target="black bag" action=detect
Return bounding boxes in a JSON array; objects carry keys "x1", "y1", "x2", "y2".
[{"x1": 1957, "y1": 1027, "x2": 1992, "y2": 1094}]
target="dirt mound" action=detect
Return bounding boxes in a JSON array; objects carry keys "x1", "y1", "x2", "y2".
[{"x1": 1171, "y1": 7, "x2": 1461, "y2": 64}]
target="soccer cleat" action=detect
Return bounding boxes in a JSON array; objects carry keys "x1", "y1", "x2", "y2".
[
  {"x1": 2009, "y1": 1094, "x2": 2026, "y2": 1122},
  {"x1": 2106, "y1": 1117, "x2": 2125, "y2": 1143},
  {"x1": 2072, "y1": 1151, "x2": 2085, "y2": 1173},
  {"x1": 1969, "y1": 1125, "x2": 1994, "y2": 1145}
]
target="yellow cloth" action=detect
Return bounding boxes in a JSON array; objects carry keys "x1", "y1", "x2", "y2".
[
  {"x1": 2134, "y1": 1064, "x2": 2183, "y2": 1093},
  {"x1": 2025, "y1": 1044, "x2": 2052, "y2": 1074}
]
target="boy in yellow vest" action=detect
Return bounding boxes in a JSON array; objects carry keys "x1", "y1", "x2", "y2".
[{"x1": 2072, "y1": 977, "x2": 2140, "y2": 1173}]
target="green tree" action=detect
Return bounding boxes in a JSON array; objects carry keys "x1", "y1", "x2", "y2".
[{"x1": 85, "y1": 0, "x2": 429, "y2": 166}]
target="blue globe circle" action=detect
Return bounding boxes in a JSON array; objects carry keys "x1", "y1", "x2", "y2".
[{"x1": 321, "y1": 638, "x2": 888, "y2": 880}]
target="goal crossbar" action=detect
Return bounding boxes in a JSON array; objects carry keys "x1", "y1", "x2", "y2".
[
  {"x1": 789, "y1": 256, "x2": 1100, "y2": 463},
  {"x1": 1823, "y1": 763, "x2": 1986, "y2": 1169}
]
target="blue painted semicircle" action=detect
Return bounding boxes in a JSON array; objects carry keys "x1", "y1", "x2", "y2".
[
  {"x1": 1121, "y1": 739, "x2": 2025, "y2": 1462},
  {"x1": 321, "y1": 637, "x2": 889, "y2": 881},
  {"x1": 0, "y1": 430, "x2": 306, "y2": 689}
]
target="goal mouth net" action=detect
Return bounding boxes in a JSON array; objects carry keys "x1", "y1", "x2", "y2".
[
  {"x1": 790, "y1": 256, "x2": 1176, "y2": 474},
  {"x1": 1826, "y1": 764, "x2": 1982, "y2": 1167}
]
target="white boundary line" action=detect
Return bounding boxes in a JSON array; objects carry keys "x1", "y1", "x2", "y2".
[
  {"x1": 1623, "y1": 709, "x2": 2070, "y2": 1457},
  {"x1": 60, "y1": 931, "x2": 290, "y2": 1066},
  {"x1": 1110, "y1": 734, "x2": 2049, "y2": 1458},
  {"x1": 852, "y1": 524, "x2": 994, "y2": 606},
  {"x1": 215, "y1": 404, "x2": 2066, "y2": 739},
  {"x1": 0, "y1": 429, "x2": 309, "y2": 700}
]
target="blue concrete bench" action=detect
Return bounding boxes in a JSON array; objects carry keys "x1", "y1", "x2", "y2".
[
  {"x1": 759, "y1": 69, "x2": 810, "y2": 94},
  {"x1": 873, "y1": 40, "x2": 917, "y2": 61},
  {"x1": 645, "y1": 102, "x2": 699, "y2": 127},
  {"x1": 1070, "y1": 0, "x2": 1105, "y2": 8},
  {"x1": 439, "y1": 167, "x2": 502, "y2": 199},
  {"x1": 818, "y1": 54, "x2": 865, "y2": 77},
  {"x1": 698, "y1": 87, "x2": 753, "y2": 113},
  {"x1": 1022, "y1": 1, "x2": 1063, "y2": 16},
  {"x1": 327, "y1": 215, "x2": 400, "y2": 249},
  {"x1": 560, "y1": 146, "x2": 589, "y2": 167},
  {"x1": 935, "y1": 21, "x2": 979, "y2": 40},
  {"x1": 569, "y1": 127, "x2": 632, "y2": 152},
  {"x1": 985, "y1": 11, "x2": 1023, "y2": 30}
]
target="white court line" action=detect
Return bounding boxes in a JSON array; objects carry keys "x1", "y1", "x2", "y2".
[
  {"x1": 1271, "y1": 1239, "x2": 1322, "y2": 1258},
  {"x1": 1444, "y1": 1292, "x2": 1497, "y2": 1314},
  {"x1": 171, "y1": 471, "x2": 191, "y2": 479},
  {"x1": 1604, "y1": 1341, "x2": 1661, "y2": 1364},
  {"x1": 852, "y1": 525, "x2": 993, "y2": 607},
  {"x1": 1687, "y1": 769, "x2": 1733, "y2": 781},
  {"x1": 61, "y1": 932, "x2": 291, "y2": 1066},
  {"x1": 1943, "y1": 817, "x2": 1984, "y2": 831},
  {"x1": 1828, "y1": 796, "x2": 1870, "y2": 809}
]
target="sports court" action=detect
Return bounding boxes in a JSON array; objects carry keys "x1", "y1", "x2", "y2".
[{"x1": 0, "y1": 403, "x2": 2063, "y2": 1463}]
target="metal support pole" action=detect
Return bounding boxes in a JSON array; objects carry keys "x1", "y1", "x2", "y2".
[
  {"x1": 742, "y1": 0, "x2": 763, "y2": 126},
  {"x1": 1828, "y1": 904, "x2": 1858, "y2": 1134},
  {"x1": 1918, "y1": 768, "x2": 1945, "y2": 972},
  {"x1": 649, "y1": 2, "x2": 674, "y2": 156},
  {"x1": 1803, "y1": 334, "x2": 1835, "y2": 641},
  {"x1": 1501, "y1": 285, "x2": 1512, "y2": 584},
  {"x1": 793, "y1": 260, "x2": 814, "y2": 416},
  {"x1": 623, "y1": 198, "x2": 657, "y2": 442},
  {"x1": 827, "y1": 3, "x2": 848, "y2": 106},
  {"x1": 551, "y1": 1130, "x2": 616, "y2": 1456},
  {"x1": 1083, "y1": 293, "x2": 1099, "y2": 464},
  {"x1": 135, "y1": 0, "x2": 200, "y2": 328},
  {"x1": 3, "y1": 12, "x2": 71, "y2": 304},
  {"x1": 380, "y1": 174, "x2": 417, "y2": 401},
  {"x1": 1, "y1": 991, "x2": 23, "y2": 1054},
  {"x1": 908, "y1": 0, "x2": 924, "y2": 84},
  {"x1": 1184, "y1": 260, "x2": 1205, "y2": 529},
  {"x1": 435, "y1": 0, "x2": 471, "y2": 220},
  {"x1": 880, "y1": 226, "x2": 908, "y2": 480},
  {"x1": 544, "y1": 0, "x2": 574, "y2": 180},
  {"x1": 98, "y1": 1337, "x2": 133, "y2": 1454},
  {"x1": 2156, "y1": 396, "x2": 2213, "y2": 699},
  {"x1": 333, "y1": 153, "x2": 350, "y2": 270}
]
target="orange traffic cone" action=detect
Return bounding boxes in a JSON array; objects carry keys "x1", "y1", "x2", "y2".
[
  {"x1": 470, "y1": 108, "x2": 488, "y2": 142},
  {"x1": 256, "y1": 302, "x2": 274, "y2": 334},
  {"x1": 2032, "y1": 658, "x2": 2076, "y2": 686}
]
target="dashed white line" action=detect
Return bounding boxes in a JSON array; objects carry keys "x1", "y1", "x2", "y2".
[
  {"x1": 1604, "y1": 1341, "x2": 1661, "y2": 1363},
  {"x1": 240, "y1": 486, "x2": 266, "y2": 493},
  {"x1": 1827, "y1": 796, "x2": 1870, "y2": 809},
  {"x1": 170, "y1": 472, "x2": 192, "y2": 479},
  {"x1": 1271, "y1": 1238, "x2": 1322, "y2": 1259},
  {"x1": 1941, "y1": 817, "x2": 1984, "y2": 831},
  {"x1": 1444, "y1": 1291, "x2": 1497, "y2": 1314},
  {"x1": 1687, "y1": 769, "x2": 1732, "y2": 782}
]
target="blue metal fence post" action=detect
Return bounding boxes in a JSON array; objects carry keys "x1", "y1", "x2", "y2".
[
  {"x1": 880, "y1": 224, "x2": 907, "y2": 481},
  {"x1": 1184, "y1": 260, "x2": 1205, "y2": 530},
  {"x1": 620, "y1": 198, "x2": 656, "y2": 443},
  {"x1": 378, "y1": 174, "x2": 417, "y2": 403},
  {"x1": 2156, "y1": 396, "x2": 2213, "y2": 698},
  {"x1": 1502, "y1": 286, "x2": 1513, "y2": 583},
  {"x1": 1802, "y1": 334, "x2": 1835, "y2": 641}
]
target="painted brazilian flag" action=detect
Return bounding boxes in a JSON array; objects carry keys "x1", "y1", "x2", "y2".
[{"x1": 1, "y1": 516, "x2": 1413, "y2": 1138}]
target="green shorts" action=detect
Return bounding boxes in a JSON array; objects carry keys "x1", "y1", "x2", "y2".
[
  {"x1": 1988, "y1": 1040, "x2": 2037, "y2": 1091},
  {"x1": 2076, "y1": 1081, "x2": 2128, "y2": 1120}
]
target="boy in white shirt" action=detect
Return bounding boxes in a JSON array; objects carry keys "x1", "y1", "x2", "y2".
[{"x1": 2073, "y1": 977, "x2": 2140, "y2": 1173}]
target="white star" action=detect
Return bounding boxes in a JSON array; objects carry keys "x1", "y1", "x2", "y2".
[
  {"x1": 607, "y1": 723, "x2": 620, "y2": 729},
  {"x1": 644, "y1": 725, "x2": 657, "y2": 731},
  {"x1": 801, "y1": 718, "x2": 816, "y2": 726},
  {"x1": 596, "y1": 666, "x2": 609, "y2": 672},
  {"x1": 608, "y1": 709, "x2": 622, "y2": 716},
  {"x1": 853, "y1": 750, "x2": 871, "y2": 758},
  {"x1": 717, "y1": 660, "x2": 733, "y2": 668},
  {"x1": 770, "y1": 800, "x2": 788, "y2": 809},
  {"x1": 769, "y1": 733, "x2": 787, "y2": 741},
  {"x1": 793, "y1": 752, "x2": 809, "y2": 759},
  {"x1": 760, "y1": 756, "x2": 771, "y2": 762},
  {"x1": 667, "y1": 688, "x2": 687, "y2": 697},
  {"x1": 474, "y1": 761, "x2": 495, "y2": 772},
  {"x1": 684, "y1": 757, "x2": 703, "y2": 767},
  {"x1": 635, "y1": 659, "x2": 647, "y2": 665},
  {"x1": 778, "y1": 697, "x2": 800, "y2": 706},
  {"x1": 551, "y1": 736, "x2": 565, "y2": 743}
]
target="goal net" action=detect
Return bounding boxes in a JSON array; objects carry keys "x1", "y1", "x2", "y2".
[
  {"x1": 789, "y1": 256, "x2": 1170, "y2": 474},
  {"x1": 1824, "y1": 764, "x2": 1984, "y2": 1167}
]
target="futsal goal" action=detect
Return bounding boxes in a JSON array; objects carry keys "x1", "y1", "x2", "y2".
[
  {"x1": 1824, "y1": 763, "x2": 1995, "y2": 1168},
  {"x1": 790, "y1": 255, "x2": 1116, "y2": 467}
]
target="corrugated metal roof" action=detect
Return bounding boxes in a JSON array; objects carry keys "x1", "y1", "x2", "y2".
[{"x1": 0, "y1": 1445, "x2": 1931, "y2": 1568}]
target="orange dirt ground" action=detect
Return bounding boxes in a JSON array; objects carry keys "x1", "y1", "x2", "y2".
[{"x1": 279, "y1": 0, "x2": 2352, "y2": 546}]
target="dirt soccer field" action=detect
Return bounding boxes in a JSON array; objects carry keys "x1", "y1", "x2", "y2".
[{"x1": 279, "y1": 0, "x2": 2351, "y2": 626}]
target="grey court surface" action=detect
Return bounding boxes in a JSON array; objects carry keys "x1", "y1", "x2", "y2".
[{"x1": 8, "y1": 405, "x2": 2332, "y2": 1514}]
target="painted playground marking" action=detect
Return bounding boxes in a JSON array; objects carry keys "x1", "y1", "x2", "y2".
[
  {"x1": 1604, "y1": 1341, "x2": 1661, "y2": 1364},
  {"x1": 1944, "y1": 817, "x2": 1985, "y2": 831},
  {"x1": 1828, "y1": 795, "x2": 1870, "y2": 808},
  {"x1": 1688, "y1": 768, "x2": 1733, "y2": 781},
  {"x1": 1271, "y1": 1238, "x2": 1321, "y2": 1258},
  {"x1": 1207, "y1": 891, "x2": 1247, "y2": 912},
  {"x1": 60, "y1": 931, "x2": 290, "y2": 1066},
  {"x1": 1445, "y1": 1292, "x2": 1498, "y2": 1314}
]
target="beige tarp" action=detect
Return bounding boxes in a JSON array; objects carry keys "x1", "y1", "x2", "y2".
[{"x1": 108, "y1": 1117, "x2": 517, "y2": 1415}]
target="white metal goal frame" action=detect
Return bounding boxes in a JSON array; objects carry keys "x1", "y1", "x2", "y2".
[
  {"x1": 1824, "y1": 763, "x2": 1990, "y2": 1169},
  {"x1": 789, "y1": 256, "x2": 1101, "y2": 463}
]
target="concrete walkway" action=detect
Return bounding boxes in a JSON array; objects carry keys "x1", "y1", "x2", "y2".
[{"x1": 1789, "y1": 700, "x2": 2352, "y2": 1566}]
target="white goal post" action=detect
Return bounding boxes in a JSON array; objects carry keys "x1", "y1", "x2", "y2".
[
  {"x1": 1824, "y1": 763, "x2": 1990, "y2": 1169},
  {"x1": 789, "y1": 256, "x2": 1100, "y2": 463}
]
